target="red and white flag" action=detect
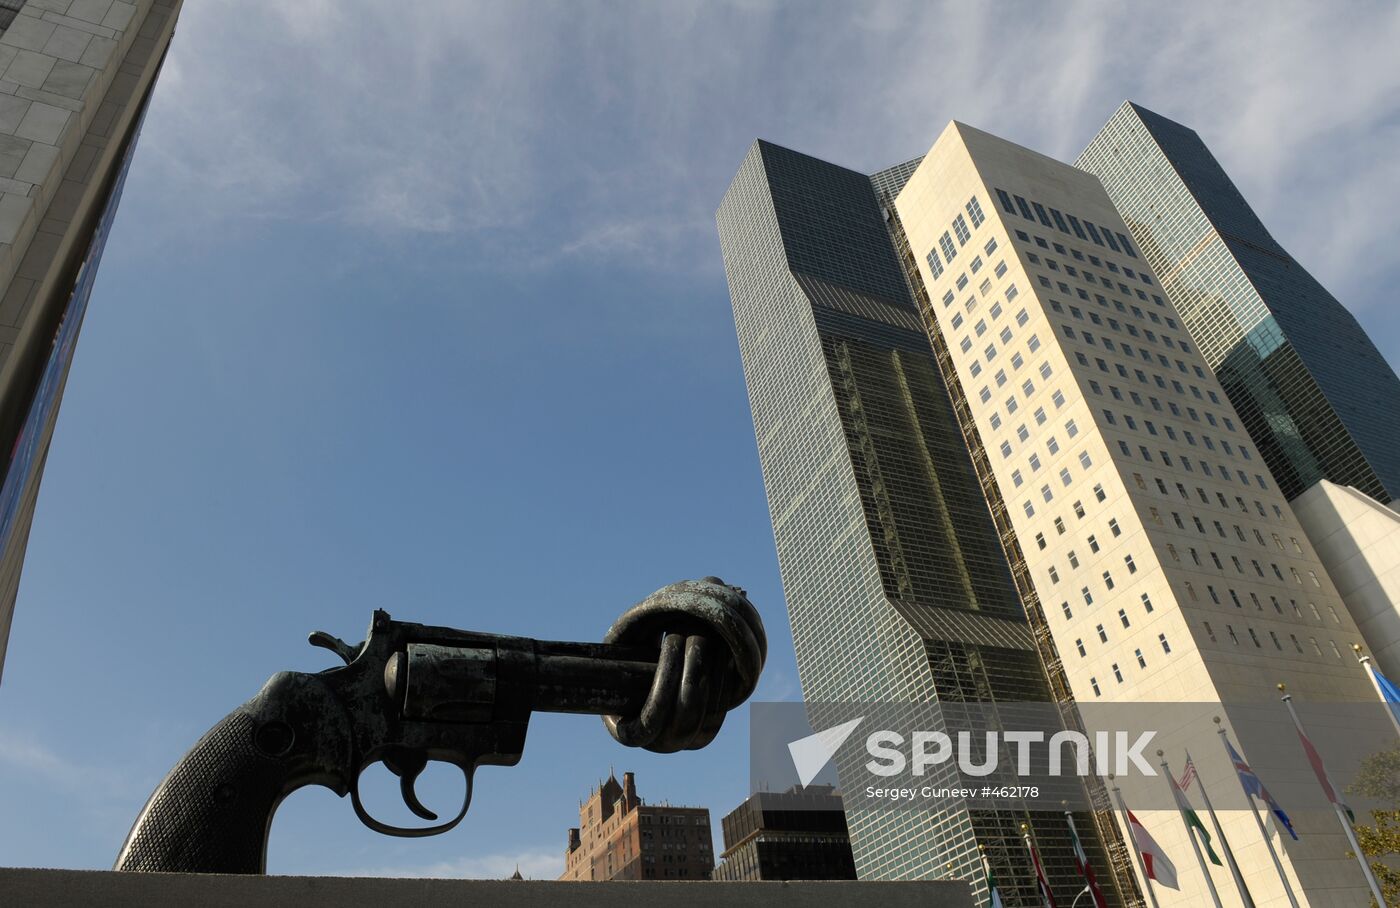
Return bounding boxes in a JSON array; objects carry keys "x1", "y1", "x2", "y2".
[
  {"x1": 1176, "y1": 752, "x2": 1198, "y2": 791},
  {"x1": 1065, "y1": 812, "x2": 1108, "y2": 908},
  {"x1": 1286, "y1": 699, "x2": 1355, "y2": 820},
  {"x1": 1127, "y1": 810, "x2": 1179, "y2": 890},
  {"x1": 1028, "y1": 835, "x2": 1058, "y2": 908}
]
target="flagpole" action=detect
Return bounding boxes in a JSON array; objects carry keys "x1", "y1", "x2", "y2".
[
  {"x1": 1354, "y1": 643, "x2": 1400, "y2": 740},
  {"x1": 1279, "y1": 683, "x2": 1386, "y2": 906},
  {"x1": 980, "y1": 844, "x2": 1004, "y2": 908},
  {"x1": 1214, "y1": 717, "x2": 1300, "y2": 908},
  {"x1": 1021, "y1": 822, "x2": 1054, "y2": 908},
  {"x1": 1186, "y1": 749, "x2": 1255, "y2": 907},
  {"x1": 1063, "y1": 807, "x2": 1098, "y2": 908},
  {"x1": 1109, "y1": 776, "x2": 1161, "y2": 908},
  {"x1": 1159, "y1": 751, "x2": 1224, "y2": 908}
]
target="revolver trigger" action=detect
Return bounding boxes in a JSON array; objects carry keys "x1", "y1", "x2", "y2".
[
  {"x1": 308, "y1": 630, "x2": 361, "y2": 666},
  {"x1": 400, "y1": 769, "x2": 438, "y2": 822},
  {"x1": 382, "y1": 748, "x2": 437, "y2": 822}
]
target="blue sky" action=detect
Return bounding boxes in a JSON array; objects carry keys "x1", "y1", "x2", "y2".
[{"x1": 1, "y1": 0, "x2": 1398, "y2": 880}]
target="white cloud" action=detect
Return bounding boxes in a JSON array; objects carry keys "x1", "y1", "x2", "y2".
[
  {"x1": 132, "y1": 0, "x2": 1400, "y2": 315},
  {"x1": 0, "y1": 731, "x2": 139, "y2": 800},
  {"x1": 341, "y1": 848, "x2": 559, "y2": 881}
]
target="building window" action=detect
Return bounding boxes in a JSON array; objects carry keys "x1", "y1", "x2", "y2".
[
  {"x1": 953, "y1": 214, "x2": 971, "y2": 245},
  {"x1": 926, "y1": 249, "x2": 944, "y2": 279},
  {"x1": 1135, "y1": 648, "x2": 1146, "y2": 668},
  {"x1": 940, "y1": 232, "x2": 957, "y2": 263},
  {"x1": 1141, "y1": 592, "x2": 1153, "y2": 613},
  {"x1": 967, "y1": 196, "x2": 986, "y2": 228}
]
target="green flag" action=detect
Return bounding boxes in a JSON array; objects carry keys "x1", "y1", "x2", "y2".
[
  {"x1": 981, "y1": 850, "x2": 1004, "y2": 908},
  {"x1": 1171, "y1": 775, "x2": 1223, "y2": 866}
]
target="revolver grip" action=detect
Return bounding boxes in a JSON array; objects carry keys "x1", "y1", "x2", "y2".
[{"x1": 115, "y1": 671, "x2": 353, "y2": 874}]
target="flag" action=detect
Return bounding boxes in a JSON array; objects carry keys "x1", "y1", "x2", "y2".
[
  {"x1": 1127, "y1": 810, "x2": 1179, "y2": 890},
  {"x1": 1288, "y1": 711, "x2": 1355, "y2": 821},
  {"x1": 1027, "y1": 834, "x2": 1058, "y2": 908},
  {"x1": 1170, "y1": 773, "x2": 1223, "y2": 866},
  {"x1": 1177, "y1": 753, "x2": 1198, "y2": 791},
  {"x1": 1372, "y1": 664, "x2": 1400, "y2": 706},
  {"x1": 981, "y1": 851, "x2": 1005, "y2": 908},
  {"x1": 1066, "y1": 813, "x2": 1109, "y2": 908},
  {"x1": 1223, "y1": 735, "x2": 1297, "y2": 840},
  {"x1": 1364, "y1": 661, "x2": 1400, "y2": 733}
]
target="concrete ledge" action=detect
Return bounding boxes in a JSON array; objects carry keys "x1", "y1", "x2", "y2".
[{"x1": 0, "y1": 868, "x2": 976, "y2": 907}]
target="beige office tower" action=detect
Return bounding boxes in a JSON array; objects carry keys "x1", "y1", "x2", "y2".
[
  {"x1": 891, "y1": 122, "x2": 1384, "y2": 907},
  {"x1": 0, "y1": 0, "x2": 182, "y2": 683}
]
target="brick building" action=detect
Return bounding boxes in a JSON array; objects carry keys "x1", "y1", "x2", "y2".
[{"x1": 559, "y1": 771, "x2": 713, "y2": 881}]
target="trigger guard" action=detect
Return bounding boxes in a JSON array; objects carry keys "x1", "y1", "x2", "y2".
[{"x1": 350, "y1": 763, "x2": 472, "y2": 838}]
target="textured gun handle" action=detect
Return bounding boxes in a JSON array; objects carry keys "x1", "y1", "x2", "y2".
[{"x1": 115, "y1": 672, "x2": 353, "y2": 874}]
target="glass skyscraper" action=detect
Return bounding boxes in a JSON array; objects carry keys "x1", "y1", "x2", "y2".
[
  {"x1": 717, "y1": 140, "x2": 1130, "y2": 906},
  {"x1": 1078, "y1": 101, "x2": 1400, "y2": 503}
]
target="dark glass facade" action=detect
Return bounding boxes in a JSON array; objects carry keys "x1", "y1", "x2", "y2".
[
  {"x1": 1078, "y1": 101, "x2": 1400, "y2": 503},
  {"x1": 717, "y1": 140, "x2": 1123, "y2": 905},
  {"x1": 712, "y1": 785, "x2": 857, "y2": 881}
]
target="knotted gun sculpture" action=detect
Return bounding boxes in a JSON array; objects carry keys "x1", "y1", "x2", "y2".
[{"x1": 115, "y1": 577, "x2": 765, "y2": 874}]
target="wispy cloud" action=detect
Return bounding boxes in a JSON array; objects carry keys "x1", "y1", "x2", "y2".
[
  {"x1": 133, "y1": 0, "x2": 1400, "y2": 314},
  {"x1": 0, "y1": 730, "x2": 141, "y2": 800},
  {"x1": 341, "y1": 848, "x2": 559, "y2": 881}
]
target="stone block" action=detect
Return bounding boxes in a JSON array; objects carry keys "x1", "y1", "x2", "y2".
[
  {"x1": 0, "y1": 15, "x2": 59, "y2": 53},
  {"x1": 42, "y1": 24, "x2": 94, "y2": 63},
  {"x1": 0, "y1": 191, "x2": 33, "y2": 246},
  {"x1": 3, "y1": 50, "x2": 57, "y2": 90},
  {"x1": 13, "y1": 101, "x2": 69, "y2": 145},
  {"x1": 0, "y1": 134, "x2": 30, "y2": 178},
  {"x1": 103, "y1": 1, "x2": 137, "y2": 31},
  {"x1": 78, "y1": 33, "x2": 116, "y2": 69},
  {"x1": 65, "y1": 0, "x2": 115, "y2": 26},
  {"x1": 41, "y1": 59, "x2": 95, "y2": 98}
]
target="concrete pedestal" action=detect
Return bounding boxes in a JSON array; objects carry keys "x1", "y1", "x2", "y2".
[{"x1": 0, "y1": 868, "x2": 976, "y2": 907}]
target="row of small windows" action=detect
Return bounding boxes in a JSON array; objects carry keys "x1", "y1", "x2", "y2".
[
  {"x1": 1050, "y1": 299, "x2": 1187, "y2": 358},
  {"x1": 1014, "y1": 228, "x2": 1155, "y2": 294},
  {"x1": 1090, "y1": 383, "x2": 1233, "y2": 437},
  {"x1": 1200, "y1": 620, "x2": 1347, "y2": 662},
  {"x1": 1086, "y1": 634, "x2": 1172, "y2": 696},
  {"x1": 1078, "y1": 618, "x2": 1167, "y2": 657},
  {"x1": 1112, "y1": 435, "x2": 1269, "y2": 491},
  {"x1": 1074, "y1": 349, "x2": 1243, "y2": 430},
  {"x1": 1028, "y1": 249, "x2": 1156, "y2": 308},
  {"x1": 1130, "y1": 469, "x2": 1298, "y2": 554},
  {"x1": 993, "y1": 186, "x2": 1138, "y2": 259},
  {"x1": 1027, "y1": 247, "x2": 1154, "y2": 292},
  {"x1": 1080, "y1": 635, "x2": 1170, "y2": 696}
]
